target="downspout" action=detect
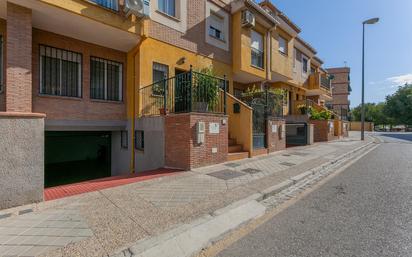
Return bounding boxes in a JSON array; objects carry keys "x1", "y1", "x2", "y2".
[
  {"x1": 130, "y1": 19, "x2": 148, "y2": 174},
  {"x1": 264, "y1": 25, "x2": 277, "y2": 88}
]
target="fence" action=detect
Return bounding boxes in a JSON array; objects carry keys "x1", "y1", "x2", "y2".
[{"x1": 139, "y1": 70, "x2": 228, "y2": 116}]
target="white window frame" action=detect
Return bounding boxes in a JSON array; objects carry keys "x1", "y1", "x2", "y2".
[
  {"x1": 278, "y1": 36, "x2": 288, "y2": 55},
  {"x1": 90, "y1": 57, "x2": 123, "y2": 102},
  {"x1": 39, "y1": 45, "x2": 82, "y2": 98}
]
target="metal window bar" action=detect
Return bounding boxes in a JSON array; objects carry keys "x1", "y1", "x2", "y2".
[
  {"x1": 91, "y1": 0, "x2": 119, "y2": 11},
  {"x1": 39, "y1": 45, "x2": 82, "y2": 97},
  {"x1": 138, "y1": 70, "x2": 228, "y2": 116},
  {"x1": 0, "y1": 35, "x2": 3, "y2": 92},
  {"x1": 90, "y1": 57, "x2": 123, "y2": 101}
]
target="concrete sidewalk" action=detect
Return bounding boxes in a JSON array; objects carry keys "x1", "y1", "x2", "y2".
[{"x1": 0, "y1": 132, "x2": 371, "y2": 257}]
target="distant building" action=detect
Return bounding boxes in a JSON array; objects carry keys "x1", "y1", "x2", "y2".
[{"x1": 326, "y1": 67, "x2": 351, "y2": 120}]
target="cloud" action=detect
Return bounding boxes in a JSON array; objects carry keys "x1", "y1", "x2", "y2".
[{"x1": 386, "y1": 74, "x2": 412, "y2": 86}]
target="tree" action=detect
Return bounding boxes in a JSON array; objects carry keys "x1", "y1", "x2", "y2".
[
  {"x1": 350, "y1": 102, "x2": 392, "y2": 125},
  {"x1": 384, "y1": 84, "x2": 412, "y2": 125}
]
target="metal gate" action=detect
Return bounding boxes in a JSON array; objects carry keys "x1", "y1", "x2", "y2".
[
  {"x1": 286, "y1": 123, "x2": 307, "y2": 146},
  {"x1": 251, "y1": 98, "x2": 267, "y2": 149}
]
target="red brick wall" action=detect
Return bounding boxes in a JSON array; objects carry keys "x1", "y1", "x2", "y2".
[
  {"x1": 32, "y1": 29, "x2": 127, "y2": 121},
  {"x1": 165, "y1": 113, "x2": 228, "y2": 170},
  {"x1": 267, "y1": 119, "x2": 286, "y2": 153},
  {"x1": 6, "y1": 3, "x2": 32, "y2": 113},
  {"x1": 310, "y1": 120, "x2": 337, "y2": 142}
]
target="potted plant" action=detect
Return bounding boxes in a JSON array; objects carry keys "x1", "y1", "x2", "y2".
[
  {"x1": 193, "y1": 67, "x2": 220, "y2": 112},
  {"x1": 297, "y1": 104, "x2": 307, "y2": 115}
]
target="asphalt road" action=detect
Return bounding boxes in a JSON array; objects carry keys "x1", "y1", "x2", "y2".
[{"x1": 216, "y1": 133, "x2": 412, "y2": 257}]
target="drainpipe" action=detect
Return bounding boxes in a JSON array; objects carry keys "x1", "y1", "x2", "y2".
[
  {"x1": 263, "y1": 25, "x2": 277, "y2": 90},
  {"x1": 130, "y1": 21, "x2": 148, "y2": 174}
]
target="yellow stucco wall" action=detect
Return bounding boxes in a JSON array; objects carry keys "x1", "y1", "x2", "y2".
[
  {"x1": 40, "y1": 0, "x2": 140, "y2": 34},
  {"x1": 128, "y1": 38, "x2": 233, "y2": 116},
  {"x1": 232, "y1": 11, "x2": 266, "y2": 80},
  {"x1": 271, "y1": 28, "x2": 293, "y2": 79},
  {"x1": 227, "y1": 94, "x2": 253, "y2": 155}
]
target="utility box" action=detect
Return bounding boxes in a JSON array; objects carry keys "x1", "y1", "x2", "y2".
[{"x1": 196, "y1": 121, "x2": 206, "y2": 144}]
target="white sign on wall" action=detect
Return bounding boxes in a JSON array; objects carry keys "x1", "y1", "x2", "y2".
[
  {"x1": 209, "y1": 123, "x2": 220, "y2": 134},
  {"x1": 272, "y1": 124, "x2": 277, "y2": 133}
]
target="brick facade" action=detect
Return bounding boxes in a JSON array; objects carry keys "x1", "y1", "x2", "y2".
[
  {"x1": 32, "y1": 29, "x2": 127, "y2": 121},
  {"x1": 5, "y1": 3, "x2": 32, "y2": 113},
  {"x1": 310, "y1": 120, "x2": 338, "y2": 142},
  {"x1": 165, "y1": 113, "x2": 228, "y2": 170},
  {"x1": 148, "y1": 0, "x2": 232, "y2": 65},
  {"x1": 267, "y1": 118, "x2": 286, "y2": 153},
  {"x1": 326, "y1": 67, "x2": 350, "y2": 117},
  {"x1": 0, "y1": 19, "x2": 6, "y2": 112}
]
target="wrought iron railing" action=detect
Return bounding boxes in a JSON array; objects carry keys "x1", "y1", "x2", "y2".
[
  {"x1": 240, "y1": 89, "x2": 284, "y2": 118},
  {"x1": 90, "y1": 0, "x2": 119, "y2": 11},
  {"x1": 139, "y1": 69, "x2": 228, "y2": 116},
  {"x1": 320, "y1": 75, "x2": 331, "y2": 90}
]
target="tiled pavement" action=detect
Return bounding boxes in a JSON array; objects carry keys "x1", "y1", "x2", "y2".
[
  {"x1": 0, "y1": 210, "x2": 93, "y2": 257},
  {"x1": 0, "y1": 133, "x2": 369, "y2": 257}
]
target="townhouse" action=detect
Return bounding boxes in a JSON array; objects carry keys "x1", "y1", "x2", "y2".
[
  {"x1": 326, "y1": 67, "x2": 351, "y2": 121},
  {"x1": 0, "y1": 0, "x2": 347, "y2": 210}
]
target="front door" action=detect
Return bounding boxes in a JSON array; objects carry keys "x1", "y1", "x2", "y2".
[
  {"x1": 174, "y1": 69, "x2": 191, "y2": 113},
  {"x1": 251, "y1": 98, "x2": 267, "y2": 149}
]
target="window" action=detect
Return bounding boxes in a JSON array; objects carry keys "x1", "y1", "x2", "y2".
[
  {"x1": 152, "y1": 62, "x2": 169, "y2": 96},
  {"x1": 40, "y1": 45, "x2": 82, "y2": 97},
  {"x1": 90, "y1": 57, "x2": 123, "y2": 101},
  {"x1": 135, "y1": 130, "x2": 144, "y2": 150},
  {"x1": 251, "y1": 30, "x2": 264, "y2": 69},
  {"x1": 158, "y1": 0, "x2": 176, "y2": 17},
  {"x1": 90, "y1": 0, "x2": 119, "y2": 11},
  {"x1": 302, "y1": 56, "x2": 309, "y2": 74},
  {"x1": 121, "y1": 131, "x2": 128, "y2": 149},
  {"x1": 278, "y1": 36, "x2": 288, "y2": 55},
  {"x1": 310, "y1": 66, "x2": 316, "y2": 74},
  {"x1": 0, "y1": 35, "x2": 3, "y2": 93},
  {"x1": 209, "y1": 12, "x2": 224, "y2": 41},
  {"x1": 293, "y1": 48, "x2": 297, "y2": 71}
]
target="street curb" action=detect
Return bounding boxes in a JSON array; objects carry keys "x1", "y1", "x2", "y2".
[
  {"x1": 109, "y1": 140, "x2": 376, "y2": 257},
  {"x1": 111, "y1": 200, "x2": 266, "y2": 257}
]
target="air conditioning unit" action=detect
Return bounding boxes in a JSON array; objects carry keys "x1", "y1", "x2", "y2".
[
  {"x1": 124, "y1": 0, "x2": 150, "y2": 18},
  {"x1": 241, "y1": 10, "x2": 255, "y2": 28}
]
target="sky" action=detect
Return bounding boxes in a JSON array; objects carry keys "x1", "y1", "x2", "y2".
[{"x1": 270, "y1": 0, "x2": 412, "y2": 107}]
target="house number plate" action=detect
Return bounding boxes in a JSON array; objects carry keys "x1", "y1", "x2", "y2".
[{"x1": 209, "y1": 123, "x2": 220, "y2": 134}]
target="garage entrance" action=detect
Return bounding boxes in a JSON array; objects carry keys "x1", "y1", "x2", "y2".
[{"x1": 45, "y1": 131, "x2": 111, "y2": 188}]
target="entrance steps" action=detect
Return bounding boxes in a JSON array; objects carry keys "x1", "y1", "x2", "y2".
[{"x1": 227, "y1": 137, "x2": 249, "y2": 161}]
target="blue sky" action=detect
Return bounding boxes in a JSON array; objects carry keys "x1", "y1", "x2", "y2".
[{"x1": 270, "y1": 0, "x2": 412, "y2": 107}]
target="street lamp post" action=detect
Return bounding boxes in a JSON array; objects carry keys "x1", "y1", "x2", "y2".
[{"x1": 361, "y1": 17, "x2": 379, "y2": 140}]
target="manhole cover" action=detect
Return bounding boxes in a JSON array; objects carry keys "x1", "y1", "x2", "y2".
[
  {"x1": 242, "y1": 168, "x2": 262, "y2": 174},
  {"x1": 225, "y1": 163, "x2": 241, "y2": 168},
  {"x1": 280, "y1": 162, "x2": 296, "y2": 167},
  {"x1": 208, "y1": 169, "x2": 246, "y2": 180},
  {"x1": 290, "y1": 152, "x2": 309, "y2": 156}
]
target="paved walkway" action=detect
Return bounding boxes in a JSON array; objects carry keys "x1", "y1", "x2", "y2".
[
  {"x1": 0, "y1": 132, "x2": 370, "y2": 257},
  {"x1": 44, "y1": 169, "x2": 182, "y2": 201}
]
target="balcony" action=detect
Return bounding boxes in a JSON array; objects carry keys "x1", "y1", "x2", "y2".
[
  {"x1": 89, "y1": 0, "x2": 119, "y2": 11},
  {"x1": 139, "y1": 70, "x2": 228, "y2": 116},
  {"x1": 307, "y1": 72, "x2": 332, "y2": 99}
]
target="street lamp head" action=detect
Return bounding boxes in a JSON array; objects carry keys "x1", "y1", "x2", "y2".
[{"x1": 363, "y1": 18, "x2": 379, "y2": 25}]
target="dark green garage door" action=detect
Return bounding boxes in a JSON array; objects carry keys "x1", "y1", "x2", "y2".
[{"x1": 45, "y1": 131, "x2": 111, "y2": 188}]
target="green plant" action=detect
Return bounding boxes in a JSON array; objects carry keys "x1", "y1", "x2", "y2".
[
  {"x1": 309, "y1": 108, "x2": 331, "y2": 120},
  {"x1": 193, "y1": 67, "x2": 220, "y2": 110}
]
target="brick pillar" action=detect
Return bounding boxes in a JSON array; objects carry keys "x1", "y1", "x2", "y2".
[{"x1": 6, "y1": 2, "x2": 32, "y2": 113}]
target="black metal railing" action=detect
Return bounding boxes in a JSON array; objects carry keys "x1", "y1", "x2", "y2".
[
  {"x1": 139, "y1": 69, "x2": 228, "y2": 116},
  {"x1": 240, "y1": 88, "x2": 284, "y2": 118},
  {"x1": 320, "y1": 75, "x2": 331, "y2": 90},
  {"x1": 90, "y1": 0, "x2": 119, "y2": 11}
]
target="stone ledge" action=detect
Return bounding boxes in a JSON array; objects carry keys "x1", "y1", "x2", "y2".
[{"x1": 0, "y1": 112, "x2": 46, "y2": 118}]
